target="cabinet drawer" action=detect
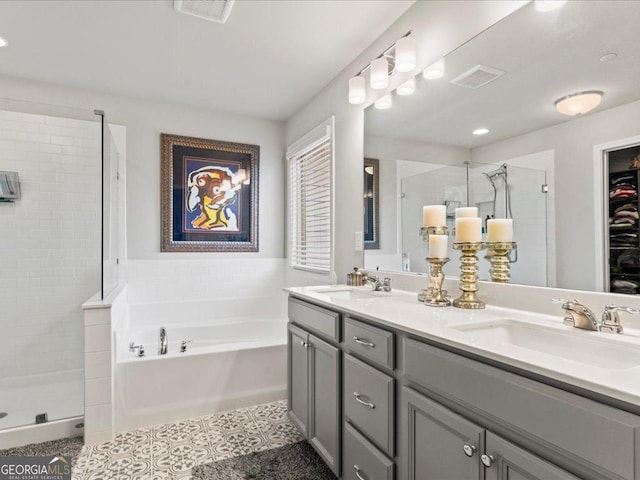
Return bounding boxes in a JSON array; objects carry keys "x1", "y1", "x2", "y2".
[
  {"x1": 344, "y1": 422, "x2": 394, "y2": 480},
  {"x1": 288, "y1": 297, "x2": 340, "y2": 342},
  {"x1": 344, "y1": 316, "x2": 394, "y2": 370},
  {"x1": 404, "y1": 338, "x2": 640, "y2": 480},
  {"x1": 344, "y1": 354, "x2": 395, "y2": 456}
]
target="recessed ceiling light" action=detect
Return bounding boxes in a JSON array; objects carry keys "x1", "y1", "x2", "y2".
[
  {"x1": 472, "y1": 128, "x2": 490, "y2": 136},
  {"x1": 554, "y1": 91, "x2": 603, "y2": 116},
  {"x1": 0, "y1": 37, "x2": 8, "y2": 48},
  {"x1": 534, "y1": 0, "x2": 566, "y2": 12}
]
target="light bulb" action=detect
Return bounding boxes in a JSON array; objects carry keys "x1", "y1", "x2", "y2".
[
  {"x1": 370, "y1": 57, "x2": 389, "y2": 90},
  {"x1": 395, "y1": 36, "x2": 416, "y2": 73},
  {"x1": 348, "y1": 76, "x2": 366, "y2": 105}
]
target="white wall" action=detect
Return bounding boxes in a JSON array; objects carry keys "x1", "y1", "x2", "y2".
[
  {"x1": 0, "y1": 75, "x2": 285, "y2": 261},
  {"x1": 0, "y1": 110, "x2": 101, "y2": 378},
  {"x1": 285, "y1": 0, "x2": 527, "y2": 282},
  {"x1": 472, "y1": 99, "x2": 640, "y2": 291}
]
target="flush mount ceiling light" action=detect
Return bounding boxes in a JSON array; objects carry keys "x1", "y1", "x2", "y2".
[
  {"x1": 348, "y1": 31, "x2": 414, "y2": 106},
  {"x1": 375, "y1": 94, "x2": 392, "y2": 110},
  {"x1": 0, "y1": 37, "x2": 8, "y2": 48},
  {"x1": 348, "y1": 76, "x2": 366, "y2": 105},
  {"x1": 472, "y1": 128, "x2": 490, "y2": 136},
  {"x1": 554, "y1": 90, "x2": 603, "y2": 116},
  {"x1": 534, "y1": 0, "x2": 567, "y2": 12},
  {"x1": 396, "y1": 77, "x2": 415, "y2": 96},
  {"x1": 423, "y1": 58, "x2": 445, "y2": 80}
]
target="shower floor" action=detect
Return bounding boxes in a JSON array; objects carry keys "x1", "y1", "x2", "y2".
[{"x1": 0, "y1": 369, "x2": 84, "y2": 430}]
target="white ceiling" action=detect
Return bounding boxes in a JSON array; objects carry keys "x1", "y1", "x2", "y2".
[
  {"x1": 365, "y1": 1, "x2": 640, "y2": 149},
  {"x1": 0, "y1": 0, "x2": 414, "y2": 121}
]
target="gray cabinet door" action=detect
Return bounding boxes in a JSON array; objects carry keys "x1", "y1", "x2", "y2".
[
  {"x1": 484, "y1": 432, "x2": 580, "y2": 480},
  {"x1": 402, "y1": 386, "x2": 484, "y2": 480},
  {"x1": 309, "y1": 333, "x2": 341, "y2": 476},
  {"x1": 287, "y1": 323, "x2": 309, "y2": 437}
]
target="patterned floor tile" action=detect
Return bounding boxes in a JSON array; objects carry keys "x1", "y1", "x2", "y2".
[{"x1": 71, "y1": 400, "x2": 300, "y2": 480}]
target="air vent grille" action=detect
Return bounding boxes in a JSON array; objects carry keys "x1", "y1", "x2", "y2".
[
  {"x1": 174, "y1": 0, "x2": 235, "y2": 24},
  {"x1": 450, "y1": 65, "x2": 505, "y2": 89}
]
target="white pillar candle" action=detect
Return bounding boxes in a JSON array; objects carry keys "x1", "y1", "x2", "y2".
[
  {"x1": 422, "y1": 205, "x2": 446, "y2": 227},
  {"x1": 455, "y1": 217, "x2": 482, "y2": 243},
  {"x1": 487, "y1": 218, "x2": 514, "y2": 242},
  {"x1": 428, "y1": 234, "x2": 448, "y2": 258},
  {"x1": 455, "y1": 207, "x2": 478, "y2": 218}
]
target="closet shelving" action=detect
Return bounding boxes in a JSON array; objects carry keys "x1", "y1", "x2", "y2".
[{"x1": 608, "y1": 145, "x2": 640, "y2": 295}]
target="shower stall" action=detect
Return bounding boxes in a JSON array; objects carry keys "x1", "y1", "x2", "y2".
[
  {"x1": 400, "y1": 161, "x2": 550, "y2": 286},
  {"x1": 0, "y1": 99, "x2": 120, "y2": 448}
]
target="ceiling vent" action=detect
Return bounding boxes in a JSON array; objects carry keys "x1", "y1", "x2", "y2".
[
  {"x1": 450, "y1": 65, "x2": 505, "y2": 89},
  {"x1": 174, "y1": 0, "x2": 235, "y2": 24}
]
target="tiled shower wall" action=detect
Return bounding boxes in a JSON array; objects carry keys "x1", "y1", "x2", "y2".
[{"x1": 0, "y1": 111, "x2": 101, "y2": 378}]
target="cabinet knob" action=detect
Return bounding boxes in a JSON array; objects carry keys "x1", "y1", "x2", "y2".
[
  {"x1": 481, "y1": 454, "x2": 494, "y2": 468},
  {"x1": 300, "y1": 340, "x2": 310, "y2": 349},
  {"x1": 463, "y1": 444, "x2": 477, "y2": 457},
  {"x1": 353, "y1": 464, "x2": 368, "y2": 480}
]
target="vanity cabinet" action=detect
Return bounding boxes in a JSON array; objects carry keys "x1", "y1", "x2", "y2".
[{"x1": 286, "y1": 320, "x2": 341, "y2": 475}]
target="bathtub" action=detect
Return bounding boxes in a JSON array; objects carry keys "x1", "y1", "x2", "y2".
[{"x1": 114, "y1": 315, "x2": 288, "y2": 431}]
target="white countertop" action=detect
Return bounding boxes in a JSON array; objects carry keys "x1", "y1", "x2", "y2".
[{"x1": 285, "y1": 285, "x2": 640, "y2": 408}]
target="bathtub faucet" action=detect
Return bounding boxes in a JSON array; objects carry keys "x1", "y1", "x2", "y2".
[{"x1": 159, "y1": 327, "x2": 168, "y2": 355}]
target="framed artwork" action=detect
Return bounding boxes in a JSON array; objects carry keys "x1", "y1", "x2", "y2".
[
  {"x1": 161, "y1": 133, "x2": 259, "y2": 252},
  {"x1": 364, "y1": 157, "x2": 380, "y2": 250}
]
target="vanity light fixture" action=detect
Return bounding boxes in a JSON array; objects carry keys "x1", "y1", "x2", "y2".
[
  {"x1": 472, "y1": 128, "x2": 490, "y2": 136},
  {"x1": 395, "y1": 36, "x2": 416, "y2": 73},
  {"x1": 396, "y1": 77, "x2": 415, "y2": 96},
  {"x1": 0, "y1": 37, "x2": 8, "y2": 48},
  {"x1": 554, "y1": 91, "x2": 603, "y2": 116},
  {"x1": 534, "y1": 0, "x2": 567, "y2": 12},
  {"x1": 348, "y1": 76, "x2": 366, "y2": 105},
  {"x1": 347, "y1": 31, "x2": 413, "y2": 105},
  {"x1": 375, "y1": 94, "x2": 392, "y2": 110},
  {"x1": 423, "y1": 58, "x2": 445, "y2": 80}
]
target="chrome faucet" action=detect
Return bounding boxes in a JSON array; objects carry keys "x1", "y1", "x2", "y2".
[
  {"x1": 600, "y1": 304, "x2": 640, "y2": 334},
  {"x1": 364, "y1": 275, "x2": 392, "y2": 292},
  {"x1": 159, "y1": 327, "x2": 168, "y2": 355},
  {"x1": 553, "y1": 299, "x2": 599, "y2": 331}
]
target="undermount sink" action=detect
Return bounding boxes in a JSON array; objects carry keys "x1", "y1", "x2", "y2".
[
  {"x1": 453, "y1": 320, "x2": 640, "y2": 370},
  {"x1": 312, "y1": 287, "x2": 386, "y2": 301}
]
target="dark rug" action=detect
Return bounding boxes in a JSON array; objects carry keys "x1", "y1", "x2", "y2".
[
  {"x1": 192, "y1": 441, "x2": 337, "y2": 479},
  {"x1": 0, "y1": 436, "x2": 83, "y2": 467}
]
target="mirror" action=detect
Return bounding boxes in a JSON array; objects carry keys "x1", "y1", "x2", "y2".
[
  {"x1": 363, "y1": 1, "x2": 640, "y2": 292},
  {"x1": 364, "y1": 158, "x2": 380, "y2": 250}
]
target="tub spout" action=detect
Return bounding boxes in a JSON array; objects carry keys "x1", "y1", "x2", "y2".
[{"x1": 159, "y1": 327, "x2": 168, "y2": 355}]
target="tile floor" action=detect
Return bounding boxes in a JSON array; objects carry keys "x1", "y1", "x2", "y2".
[{"x1": 72, "y1": 400, "x2": 303, "y2": 479}]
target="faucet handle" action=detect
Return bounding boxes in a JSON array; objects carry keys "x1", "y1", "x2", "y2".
[
  {"x1": 129, "y1": 342, "x2": 145, "y2": 357},
  {"x1": 382, "y1": 277, "x2": 392, "y2": 292},
  {"x1": 601, "y1": 304, "x2": 640, "y2": 334}
]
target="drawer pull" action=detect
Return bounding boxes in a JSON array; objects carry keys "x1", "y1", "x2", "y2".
[
  {"x1": 481, "y1": 454, "x2": 494, "y2": 468},
  {"x1": 353, "y1": 392, "x2": 375, "y2": 409},
  {"x1": 353, "y1": 464, "x2": 368, "y2": 480},
  {"x1": 353, "y1": 336, "x2": 375, "y2": 348},
  {"x1": 463, "y1": 444, "x2": 477, "y2": 457}
]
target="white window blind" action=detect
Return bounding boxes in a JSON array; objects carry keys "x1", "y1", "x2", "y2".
[{"x1": 287, "y1": 117, "x2": 334, "y2": 273}]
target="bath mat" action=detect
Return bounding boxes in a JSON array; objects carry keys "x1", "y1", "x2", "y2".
[
  {"x1": 0, "y1": 436, "x2": 83, "y2": 466},
  {"x1": 191, "y1": 441, "x2": 336, "y2": 479}
]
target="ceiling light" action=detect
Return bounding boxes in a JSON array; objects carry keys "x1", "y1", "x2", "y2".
[
  {"x1": 554, "y1": 91, "x2": 603, "y2": 116},
  {"x1": 370, "y1": 57, "x2": 389, "y2": 90},
  {"x1": 423, "y1": 58, "x2": 445, "y2": 80},
  {"x1": 395, "y1": 36, "x2": 416, "y2": 73},
  {"x1": 396, "y1": 78, "x2": 415, "y2": 96},
  {"x1": 534, "y1": 0, "x2": 566, "y2": 12},
  {"x1": 472, "y1": 128, "x2": 490, "y2": 136},
  {"x1": 599, "y1": 53, "x2": 617, "y2": 62},
  {"x1": 375, "y1": 94, "x2": 392, "y2": 110},
  {"x1": 0, "y1": 37, "x2": 8, "y2": 48},
  {"x1": 348, "y1": 76, "x2": 366, "y2": 105}
]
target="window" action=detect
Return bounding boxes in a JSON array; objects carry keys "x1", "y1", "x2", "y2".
[{"x1": 287, "y1": 117, "x2": 334, "y2": 273}]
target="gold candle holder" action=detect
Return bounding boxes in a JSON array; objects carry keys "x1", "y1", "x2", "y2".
[
  {"x1": 452, "y1": 242, "x2": 487, "y2": 309},
  {"x1": 417, "y1": 226, "x2": 449, "y2": 302},
  {"x1": 424, "y1": 257, "x2": 451, "y2": 307},
  {"x1": 486, "y1": 241, "x2": 517, "y2": 283}
]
